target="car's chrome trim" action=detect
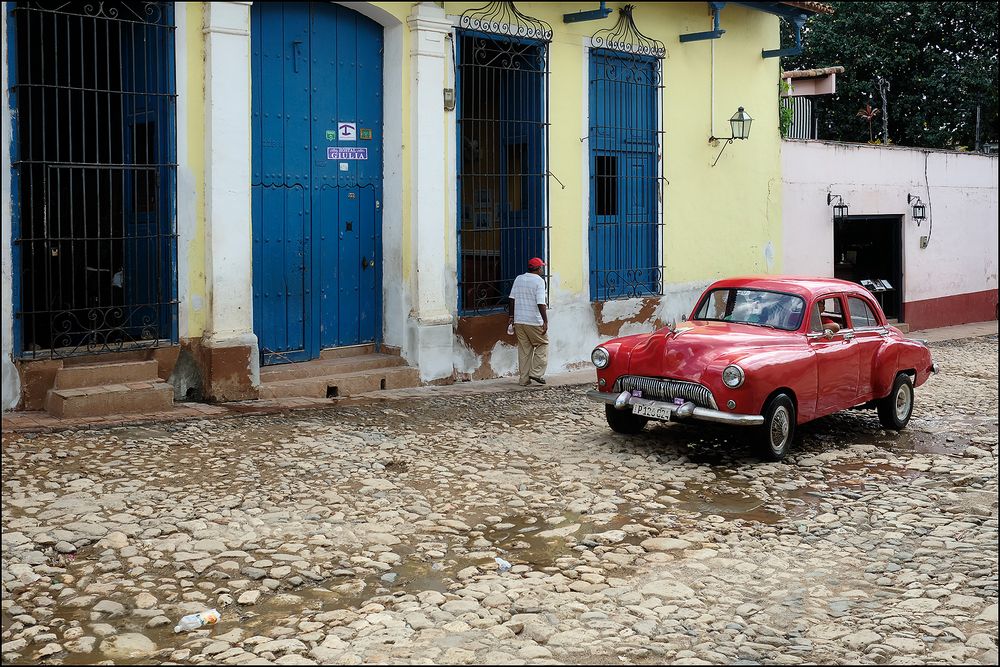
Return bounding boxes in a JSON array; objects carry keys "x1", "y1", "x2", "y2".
[
  {"x1": 613, "y1": 376, "x2": 718, "y2": 410},
  {"x1": 587, "y1": 390, "x2": 764, "y2": 426}
]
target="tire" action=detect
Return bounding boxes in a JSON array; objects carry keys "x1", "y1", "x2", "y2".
[
  {"x1": 877, "y1": 373, "x2": 914, "y2": 430},
  {"x1": 605, "y1": 404, "x2": 648, "y2": 434},
  {"x1": 757, "y1": 393, "x2": 796, "y2": 461}
]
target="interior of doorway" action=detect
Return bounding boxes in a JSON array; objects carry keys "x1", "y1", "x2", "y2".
[{"x1": 833, "y1": 215, "x2": 903, "y2": 321}]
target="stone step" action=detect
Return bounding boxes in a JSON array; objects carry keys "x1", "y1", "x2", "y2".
[
  {"x1": 259, "y1": 353, "x2": 406, "y2": 382},
  {"x1": 319, "y1": 344, "x2": 376, "y2": 360},
  {"x1": 45, "y1": 382, "x2": 174, "y2": 419},
  {"x1": 888, "y1": 319, "x2": 910, "y2": 334},
  {"x1": 53, "y1": 360, "x2": 160, "y2": 390},
  {"x1": 259, "y1": 365, "x2": 421, "y2": 400}
]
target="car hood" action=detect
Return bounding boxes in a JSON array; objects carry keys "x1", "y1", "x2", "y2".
[{"x1": 623, "y1": 321, "x2": 798, "y2": 380}]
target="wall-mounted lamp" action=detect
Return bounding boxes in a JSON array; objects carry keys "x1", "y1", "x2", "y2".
[
  {"x1": 709, "y1": 106, "x2": 753, "y2": 167},
  {"x1": 907, "y1": 193, "x2": 926, "y2": 225},
  {"x1": 827, "y1": 193, "x2": 849, "y2": 221}
]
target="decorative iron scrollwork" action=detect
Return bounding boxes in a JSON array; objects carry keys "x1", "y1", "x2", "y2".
[
  {"x1": 460, "y1": 1, "x2": 553, "y2": 42},
  {"x1": 591, "y1": 4, "x2": 665, "y2": 58},
  {"x1": 25, "y1": 1, "x2": 166, "y2": 24}
]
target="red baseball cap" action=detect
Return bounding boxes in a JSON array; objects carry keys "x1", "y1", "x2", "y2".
[{"x1": 528, "y1": 257, "x2": 545, "y2": 269}]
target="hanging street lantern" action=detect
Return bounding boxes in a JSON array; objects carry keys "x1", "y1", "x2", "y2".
[
  {"x1": 709, "y1": 106, "x2": 753, "y2": 167},
  {"x1": 729, "y1": 106, "x2": 753, "y2": 140}
]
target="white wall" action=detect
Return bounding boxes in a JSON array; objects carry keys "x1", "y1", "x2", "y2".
[{"x1": 782, "y1": 139, "x2": 998, "y2": 305}]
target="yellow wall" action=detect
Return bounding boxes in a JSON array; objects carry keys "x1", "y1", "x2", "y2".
[
  {"x1": 180, "y1": 1, "x2": 782, "y2": 338},
  {"x1": 443, "y1": 1, "x2": 784, "y2": 295},
  {"x1": 184, "y1": 2, "x2": 206, "y2": 340}
]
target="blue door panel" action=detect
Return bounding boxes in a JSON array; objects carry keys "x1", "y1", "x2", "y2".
[
  {"x1": 252, "y1": 2, "x2": 382, "y2": 363},
  {"x1": 316, "y1": 184, "x2": 340, "y2": 349},
  {"x1": 337, "y1": 188, "x2": 361, "y2": 345},
  {"x1": 358, "y1": 186, "x2": 379, "y2": 343}
]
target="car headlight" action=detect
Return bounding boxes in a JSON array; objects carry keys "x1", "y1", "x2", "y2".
[
  {"x1": 722, "y1": 364, "x2": 745, "y2": 388},
  {"x1": 591, "y1": 347, "x2": 610, "y2": 369}
]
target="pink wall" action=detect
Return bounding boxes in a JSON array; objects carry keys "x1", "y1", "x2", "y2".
[{"x1": 782, "y1": 139, "x2": 998, "y2": 327}]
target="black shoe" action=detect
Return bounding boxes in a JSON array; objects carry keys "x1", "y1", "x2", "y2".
[{"x1": 530, "y1": 376, "x2": 546, "y2": 385}]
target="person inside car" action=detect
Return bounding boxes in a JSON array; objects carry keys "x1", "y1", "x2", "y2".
[{"x1": 812, "y1": 298, "x2": 842, "y2": 334}]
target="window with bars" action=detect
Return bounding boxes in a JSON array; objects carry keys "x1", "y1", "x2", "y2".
[
  {"x1": 9, "y1": 1, "x2": 178, "y2": 358},
  {"x1": 587, "y1": 5, "x2": 664, "y2": 302},
  {"x1": 588, "y1": 49, "x2": 663, "y2": 301},
  {"x1": 455, "y1": 19, "x2": 549, "y2": 315}
]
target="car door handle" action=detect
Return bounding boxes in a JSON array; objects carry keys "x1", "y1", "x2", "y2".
[{"x1": 843, "y1": 332, "x2": 854, "y2": 342}]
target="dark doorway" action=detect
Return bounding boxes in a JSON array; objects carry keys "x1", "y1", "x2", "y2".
[
  {"x1": 833, "y1": 215, "x2": 903, "y2": 321},
  {"x1": 9, "y1": 1, "x2": 177, "y2": 358}
]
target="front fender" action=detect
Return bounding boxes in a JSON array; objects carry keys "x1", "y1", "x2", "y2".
[{"x1": 700, "y1": 348, "x2": 817, "y2": 420}]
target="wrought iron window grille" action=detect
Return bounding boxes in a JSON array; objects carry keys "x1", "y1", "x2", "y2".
[
  {"x1": 10, "y1": 1, "x2": 178, "y2": 359},
  {"x1": 591, "y1": 4, "x2": 666, "y2": 59},
  {"x1": 457, "y1": 2, "x2": 551, "y2": 314},
  {"x1": 588, "y1": 5, "x2": 665, "y2": 302},
  {"x1": 459, "y1": 1, "x2": 552, "y2": 42}
]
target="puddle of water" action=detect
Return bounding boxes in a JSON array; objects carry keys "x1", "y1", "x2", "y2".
[
  {"x1": 670, "y1": 482, "x2": 783, "y2": 524},
  {"x1": 479, "y1": 514, "x2": 582, "y2": 569},
  {"x1": 888, "y1": 429, "x2": 974, "y2": 455}
]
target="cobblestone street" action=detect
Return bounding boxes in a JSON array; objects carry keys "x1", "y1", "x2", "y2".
[{"x1": 2, "y1": 334, "x2": 997, "y2": 666}]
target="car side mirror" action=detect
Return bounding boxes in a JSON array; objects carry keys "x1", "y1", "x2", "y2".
[{"x1": 823, "y1": 328, "x2": 835, "y2": 340}]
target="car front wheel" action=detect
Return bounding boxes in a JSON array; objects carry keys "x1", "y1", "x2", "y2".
[
  {"x1": 877, "y1": 373, "x2": 914, "y2": 430},
  {"x1": 757, "y1": 393, "x2": 796, "y2": 461},
  {"x1": 605, "y1": 405, "x2": 648, "y2": 434}
]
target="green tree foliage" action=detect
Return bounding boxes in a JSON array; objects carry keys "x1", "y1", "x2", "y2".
[{"x1": 780, "y1": 1, "x2": 998, "y2": 149}]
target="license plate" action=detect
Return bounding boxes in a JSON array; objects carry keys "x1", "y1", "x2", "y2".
[{"x1": 633, "y1": 403, "x2": 672, "y2": 421}]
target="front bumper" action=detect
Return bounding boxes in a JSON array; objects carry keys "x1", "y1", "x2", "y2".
[{"x1": 586, "y1": 390, "x2": 764, "y2": 426}]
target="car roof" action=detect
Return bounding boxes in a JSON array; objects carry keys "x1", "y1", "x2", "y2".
[{"x1": 705, "y1": 275, "x2": 872, "y2": 301}]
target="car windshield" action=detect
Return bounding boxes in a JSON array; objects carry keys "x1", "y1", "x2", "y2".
[{"x1": 693, "y1": 288, "x2": 806, "y2": 331}]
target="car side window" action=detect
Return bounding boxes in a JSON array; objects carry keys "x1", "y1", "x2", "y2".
[
  {"x1": 812, "y1": 296, "x2": 845, "y2": 332},
  {"x1": 848, "y1": 297, "x2": 879, "y2": 329}
]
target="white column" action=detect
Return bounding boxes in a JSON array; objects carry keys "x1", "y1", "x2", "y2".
[
  {"x1": 406, "y1": 3, "x2": 455, "y2": 380},
  {"x1": 203, "y1": 1, "x2": 259, "y2": 387}
]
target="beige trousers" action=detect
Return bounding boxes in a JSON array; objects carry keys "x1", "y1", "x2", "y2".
[{"x1": 514, "y1": 324, "x2": 548, "y2": 385}]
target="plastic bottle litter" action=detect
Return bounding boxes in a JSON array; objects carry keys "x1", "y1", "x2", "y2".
[
  {"x1": 495, "y1": 557, "x2": 512, "y2": 573},
  {"x1": 506, "y1": 323, "x2": 515, "y2": 336},
  {"x1": 174, "y1": 609, "x2": 221, "y2": 633}
]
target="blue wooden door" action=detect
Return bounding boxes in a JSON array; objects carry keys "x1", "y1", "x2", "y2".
[
  {"x1": 589, "y1": 49, "x2": 658, "y2": 301},
  {"x1": 252, "y1": 2, "x2": 382, "y2": 364}
]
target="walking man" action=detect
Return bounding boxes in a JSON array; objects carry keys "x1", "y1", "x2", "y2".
[{"x1": 508, "y1": 257, "x2": 548, "y2": 386}]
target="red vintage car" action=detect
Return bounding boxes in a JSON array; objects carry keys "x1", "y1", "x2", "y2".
[{"x1": 587, "y1": 276, "x2": 938, "y2": 460}]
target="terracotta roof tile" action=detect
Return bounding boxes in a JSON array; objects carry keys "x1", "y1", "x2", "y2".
[
  {"x1": 781, "y1": 66, "x2": 845, "y2": 79},
  {"x1": 778, "y1": 1, "x2": 835, "y2": 14}
]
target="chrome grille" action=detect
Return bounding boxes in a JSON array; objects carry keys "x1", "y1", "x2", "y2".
[{"x1": 614, "y1": 375, "x2": 718, "y2": 410}]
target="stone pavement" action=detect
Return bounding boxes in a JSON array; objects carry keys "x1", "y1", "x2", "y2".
[
  {"x1": 3, "y1": 320, "x2": 997, "y2": 435},
  {"x1": 1, "y1": 330, "x2": 997, "y2": 665}
]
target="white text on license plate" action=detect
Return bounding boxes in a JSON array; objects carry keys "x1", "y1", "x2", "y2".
[{"x1": 633, "y1": 403, "x2": 671, "y2": 421}]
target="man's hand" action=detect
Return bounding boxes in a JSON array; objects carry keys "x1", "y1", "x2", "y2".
[{"x1": 541, "y1": 323, "x2": 548, "y2": 335}]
